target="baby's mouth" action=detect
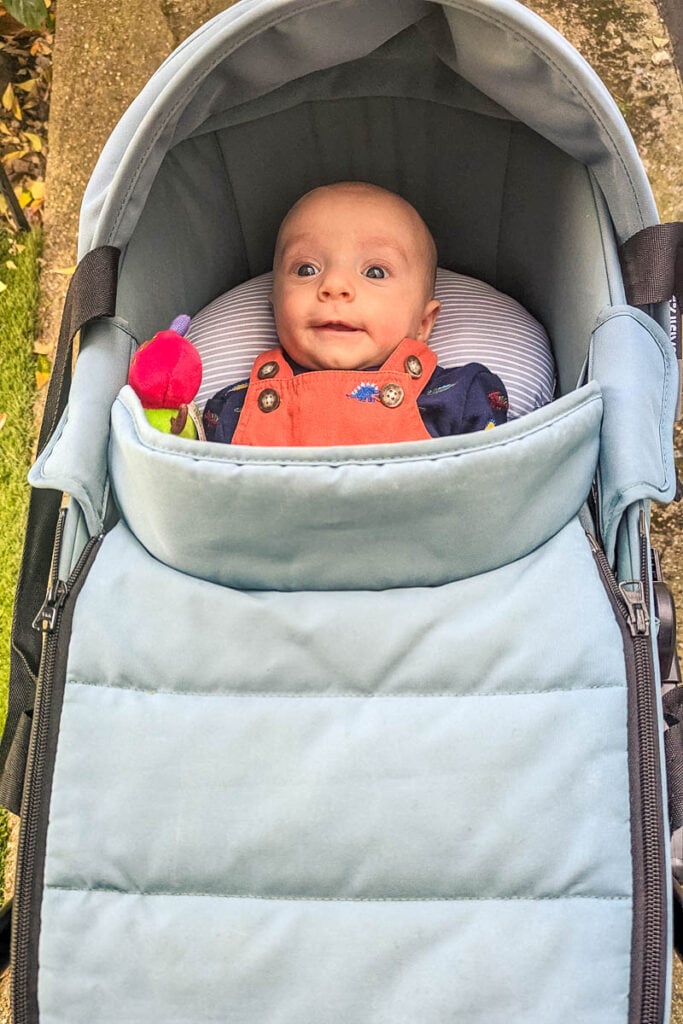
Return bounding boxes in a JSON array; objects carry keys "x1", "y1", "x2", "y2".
[{"x1": 316, "y1": 321, "x2": 361, "y2": 332}]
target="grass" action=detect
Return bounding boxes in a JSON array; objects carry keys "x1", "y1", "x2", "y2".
[{"x1": 0, "y1": 225, "x2": 42, "y2": 884}]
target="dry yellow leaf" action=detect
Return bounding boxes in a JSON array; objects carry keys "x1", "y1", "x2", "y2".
[
  {"x1": 0, "y1": 281, "x2": 7, "y2": 294},
  {"x1": 653, "y1": 35, "x2": 669, "y2": 48},
  {"x1": 35, "y1": 353, "x2": 51, "y2": 389},
  {"x1": 53, "y1": 265, "x2": 76, "y2": 276},
  {"x1": 24, "y1": 132, "x2": 42, "y2": 152},
  {"x1": 5, "y1": 84, "x2": 23, "y2": 121},
  {"x1": 30, "y1": 180, "x2": 45, "y2": 200},
  {"x1": 1, "y1": 83, "x2": 14, "y2": 113},
  {"x1": 0, "y1": 413, "x2": 6, "y2": 432},
  {"x1": 15, "y1": 80, "x2": 38, "y2": 96},
  {"x1": 5, "y1": 260, "x2": 17, "y2": 271}
]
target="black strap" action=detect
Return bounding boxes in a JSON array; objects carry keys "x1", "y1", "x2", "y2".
[
  {"x1": 663, "y1": 686, "x2": 683, "y2": 833},
  {"x1": 0, "y1": 246, "x2": 119, "y2": 815},
  {"x1": 619, "y1": 222, "x2": 683, "y2": 357}
]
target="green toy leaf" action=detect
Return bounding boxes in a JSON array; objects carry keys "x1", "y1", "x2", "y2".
[{"x1": 4, "y1": 0, "x2": 49, "y2": 30}]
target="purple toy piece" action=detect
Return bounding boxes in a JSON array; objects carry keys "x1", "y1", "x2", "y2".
[{"x1": 169, "y1": 314, "x2": 192, "y2": 336}]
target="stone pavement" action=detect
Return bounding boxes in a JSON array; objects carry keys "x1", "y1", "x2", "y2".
[{"x1": 39, "y1": 0, "x2": 231, "y2": 359}]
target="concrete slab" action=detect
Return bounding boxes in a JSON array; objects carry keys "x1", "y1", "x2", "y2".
[{"x1": 40, "y1": 0, "x2": 228, "y2": 351}]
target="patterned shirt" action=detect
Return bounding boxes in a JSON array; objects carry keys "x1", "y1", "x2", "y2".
[{"x1": 204, "y1": 357, "x2": 508, "y2": 443}]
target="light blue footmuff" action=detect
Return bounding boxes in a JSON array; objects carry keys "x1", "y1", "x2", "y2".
[{"x1": 4, "y1": 1, "x2": 682, "y2": 1021}]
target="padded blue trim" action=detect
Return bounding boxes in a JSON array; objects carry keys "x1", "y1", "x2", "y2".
[
  {"x1": 109, "y1": 383, "x2": 602, "y2": 590},
  {"x1": 588, "y1": 305, "x2": 678, "y2": 562}
]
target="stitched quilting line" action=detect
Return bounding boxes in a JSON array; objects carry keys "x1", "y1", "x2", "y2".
[
  {"x1": 45, "y1": 884, "x2": 631, "y2": 903},
  {"x1": 66, "y1": 678, "x2": 626, "y2": 700}
]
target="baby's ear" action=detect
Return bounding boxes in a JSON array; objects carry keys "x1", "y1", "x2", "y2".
[{"x1": 418, "y1": 298, "x2": 440, "y2": 341}]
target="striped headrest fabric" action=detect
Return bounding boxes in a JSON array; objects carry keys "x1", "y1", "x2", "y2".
[{"x1": 188, "y1": 269, "x2": 555, "y2": 420}]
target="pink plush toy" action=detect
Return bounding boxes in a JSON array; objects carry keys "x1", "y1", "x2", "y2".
[{"x1": 128, "y1": 315, "x2": 204, "y2": 439}]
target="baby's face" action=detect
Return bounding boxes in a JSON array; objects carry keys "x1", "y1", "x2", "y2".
[{"x1": 271, "y1": 187, "x2": 440, "y2": 371}]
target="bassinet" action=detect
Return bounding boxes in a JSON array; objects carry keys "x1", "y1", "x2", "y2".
[{"x1": 3, "y1": 1, "x2": 683, "y2": 1021}]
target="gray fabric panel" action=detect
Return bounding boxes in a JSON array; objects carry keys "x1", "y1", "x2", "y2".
[
  {"x1": 108, "y1": 383, "x2": 601, "y2": 591},
  {"x1": 38, "y1": 891, "x2": 632, "y2": 1024},
  {"x1": 117, "y1": 95, "x2": 514, "y2": 344},
  {"x1": 496, "y1": 125, "x2": 612, "y2": 395},
  {"x1": 79, "y1": 0, "x2": 656, "y2": 256},
  {"x1": 215, "y1": 97, "x2": 511, "y2": 284},
  {"x1": 37, "y1": 514, "x2": 633, "y2": 1021},
  {"x1": 28, "y1": 317, "x2": 136, "y2": 536},
  {"x1": 588, "y1": 306, "x2": 678, "y2": 561},
  {"x1": 117, "y1": 136, "x2": 251, "y2": 345},
  {"x1": 66, "y1": 517, "x2": 625, "y2": 702},
  {"x1": 45, "y1": 684, "x2": 630, "y2": 900},
  {"x1": 82, "y1": 0, "x2": 430, "y2": 251},
  {"x1": 112, "y1": 91, "x2": 612, "y2": 392}
]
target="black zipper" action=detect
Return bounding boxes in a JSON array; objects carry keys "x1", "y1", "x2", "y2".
[
  {"x1": 587, "y1": 513, "x2": 667, "y2": 1024},
  {"x1": 12, "y1": 509, "x2": 103, "y2": 1024}
]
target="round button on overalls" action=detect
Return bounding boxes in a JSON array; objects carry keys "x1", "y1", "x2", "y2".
[
  {"x1": 258, "y1": 361, "x2": 280, "y2": 380},
  {"x1": 380, "y1": 383, "x2": 404, "y2": 408},
  {"x1": 404, "y1": 355, "x2": 422, "y2": 378},
  {"x1": 258, "y1": 388, "x2": 280, "y2": 412}
]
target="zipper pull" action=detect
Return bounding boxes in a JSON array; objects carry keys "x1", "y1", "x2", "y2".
[
  {"x1": 32, "y1": 580, "x2": 68, "y2": 634},
  {"x1": 619, "y1": 580, "x2": 650, "y2": 637}
]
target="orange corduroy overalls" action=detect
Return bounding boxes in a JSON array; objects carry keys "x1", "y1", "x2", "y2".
[{"x1": 232, "y1": 338, "x2": 437, "y2": 446}]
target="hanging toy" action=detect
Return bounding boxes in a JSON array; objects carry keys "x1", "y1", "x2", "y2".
[{"x1": 128, "y1": 315, "x2": 205, "y2": 439}]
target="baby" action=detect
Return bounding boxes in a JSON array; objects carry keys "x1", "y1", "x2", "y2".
[{"x1": 203, "y1": 182, "x2": 508, "y2": 446}]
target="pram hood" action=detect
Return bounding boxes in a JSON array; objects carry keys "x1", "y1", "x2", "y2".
[
  {"x1": 31, "y1": 0, "x2": 677, "y2": 557},
  {"x1": 80, "y1": 0, "x2": 658, "y2": 256}
]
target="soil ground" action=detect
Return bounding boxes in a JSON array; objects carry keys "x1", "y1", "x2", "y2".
[{"x1": 2, "y1": 0, "x2": 683, "y2": 1020}]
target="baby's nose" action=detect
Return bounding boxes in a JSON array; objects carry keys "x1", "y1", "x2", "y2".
[{"x1": 319, "y1": 269, "x2": 354, "y2": 300}]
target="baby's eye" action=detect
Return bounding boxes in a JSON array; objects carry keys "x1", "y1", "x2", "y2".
[
  {"x1": 296, "y1": 263, "x2": 318, "y2": 277},
  {"x1": 364, "y1": 266, "x2": 387, "y2": 279}
]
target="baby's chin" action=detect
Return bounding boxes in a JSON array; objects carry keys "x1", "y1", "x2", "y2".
[{"x1": 283, "y1": 345, "x2": 397, "y2": 372}]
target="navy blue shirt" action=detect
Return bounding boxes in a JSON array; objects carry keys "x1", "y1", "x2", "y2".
[{"x1": 204, "y1": 358, "x2": 508, "y2": 443}]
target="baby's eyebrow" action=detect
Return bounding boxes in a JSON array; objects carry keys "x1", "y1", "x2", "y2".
[
  {"x1": 277, "y1": 234, "x2": 317, "y2": 256},
  {"x1": 361, "y1": 237, "x2": 409, "y2": 261}
]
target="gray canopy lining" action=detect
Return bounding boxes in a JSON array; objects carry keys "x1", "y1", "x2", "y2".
[{"x1": 79, "y1": 0, "x2": 657, "y2": 256}]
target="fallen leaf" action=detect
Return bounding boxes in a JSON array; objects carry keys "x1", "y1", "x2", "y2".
[
  {"x1": 0, "y1": 281, "x2": 7, "y2": 293},
  {"x1": 52, "y1": 265, "x2": 76, "y2": 276},
  {"x1": 653, "y1": 35, "x2": 669, "y2": 48},
  {"x1": 23, "y1": 131, "x2": 41, "y2": 151},
  {"x1": 5, "y1": 260, "x2": 17, "y2": 270},
  {"x1": 35, "y1": 352, "x2": 51, "y2": 389},
  {"x1": 0, "y1": 413, "x2": 6, "y2": 432},
  {"x1": 15, "y1": 79, "x2": 38, "y2": 95},
  {"x1": 1, "y1": 81, "x2": 14, "y2": 112}
]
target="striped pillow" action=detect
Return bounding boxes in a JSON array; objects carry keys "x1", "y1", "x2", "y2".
[{"x1": 188, "y1": 269, "x2": 555, "y2": 419}]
